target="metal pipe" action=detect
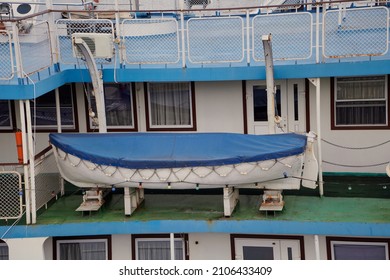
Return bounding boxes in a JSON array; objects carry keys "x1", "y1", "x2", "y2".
[
  {"x1": 25, "y1": 100, "x2": 37, "y2": 224},
  {"x1": 262, "y1": 34, "x2": 276, "y2": 134},
  {"x1": 180, "y1": 11, "x2": 186, "y2": 68},
  {"x1": 246, "y1": 10, "x2": 250, "y2": 65},
  {"x1": 46, "y1": 0, "x2": 59, "y2": 65},
  {"x1": 73, "y1": 37, "x2": 107, "y2": 133},
  {"x1": 11, "y1": 22, "x2": 23, "y2": 79},
  {"x1": 314, "y1": 234, "x2": 320, "y2": 260},
  {"x1": 308, "y1": 78, "x2": 323, "y2": 196},
  {"x1": 170, "y1": 233, "x2": 175, "y2": 260},
  {"x1": 114, "y1": 0, "x2": 121, "y2": 38},
  {"x1": 114, "y1": 0, "x2": 123, "y2": 73},
  {"x1": 13, "y1": 19, "x2": 30, "y2": 223},
  {"x1": 315, "y1": 78, "x2": 324, "y2": 196},
  {"x1": 315, "y1": 3, "x2": 320, "y2": 64},
  {"x1": 19, "y1": 100, "x2": 31, "y2": 225},
  {"x1": 55, "y1": 88, "x2": 62, "y2": 133}
]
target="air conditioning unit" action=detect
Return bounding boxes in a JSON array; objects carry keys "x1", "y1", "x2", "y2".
[
  {"x1": 6, "y1": 0, "x2": 37, "y2": 18},
  {"x1": 72, "y1": 33, "x2": 114, "y2": 59}
]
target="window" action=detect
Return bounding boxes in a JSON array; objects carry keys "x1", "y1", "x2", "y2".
[
  {"x1": 132, "y1": 234, "x2": 188, "y2": 260},
  {"x1": 332, "y1": 76, "x2": 389, "y2": 129},
  {"x1": 326, "y1": 237, "x2": 390, "y2": 260},
  {"x1": 0, "y1": 241, "x2": 9, "y2": 260},
  {"x1": 30, "y1": 84, "x2": 77, "y2": 131},
  {"x1": 293, "y1": 83, "x2": 299, "y2": 121},
  {"x1": 86, "y1": 83, "x2": 137, "y2": 131},
  {"x1": 145, "y1": 82, "x2": 196, "y2": 131},
  {"x1": 0, "y1": 100, "x2": 13, "y2": 131},
  {"x1": 253, "y1": 85, "x2": 281, "y2": 122},
  {"x1": 53, "y1": 236, "x2": 111, "y2": 260}
]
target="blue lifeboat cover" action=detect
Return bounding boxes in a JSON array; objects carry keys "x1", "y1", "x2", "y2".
[{"x1": 49, "y1": 132, "x2": 307, "y2": 169}]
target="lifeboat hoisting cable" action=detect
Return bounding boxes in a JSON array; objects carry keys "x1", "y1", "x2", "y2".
[{"x1": 15, "y1": 130, "x2": 23, "y2": 164}]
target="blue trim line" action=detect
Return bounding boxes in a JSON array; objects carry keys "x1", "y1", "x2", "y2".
[
  {"x1": 1, "y1": 220, "x2": 390, "y2": 239},
  {"x1": 1, "y1": 60, "x2": 390, "y2": 100}
]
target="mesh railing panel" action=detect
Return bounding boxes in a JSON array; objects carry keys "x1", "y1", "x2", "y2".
[
  {"x1": 323, "y1": 7, "x2": 389, "y2": 58},
  {"x1": 252, "y1": 12, "x2": 313, "y2": 61},
  {"x1": 121, "y1": 18, "x2": 180, "y2": 64},
  {"x1": 184, "y1": 0, "x2": 210, "y2": 9},
  {"x1": 0, "y1": 31, "x2": 14, "y2": 80},
  {"x1": 187, "y1": 16, "x2": 244, "y2": 63},
  {"x1": 129, "y1": 0, "x2": 177, "y2": 10},
  {"x1": 34, "y1": 149, "x2": 61, "y2": 211},
  {"x1": 0, "y1": 171, "x2": 22, "y2": 220},
  {"x1": 122, "y1": 0, "x2": 263, "y2": 10},
  {"x1": 56, "y1": 19, "x2": 114, "y2": 65},
  {"x1": 19, "y1": 21, "x2": 52, "y2": 77}
]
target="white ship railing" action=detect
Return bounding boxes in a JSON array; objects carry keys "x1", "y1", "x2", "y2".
[
  {"x1": 19, "y1": 21, "x2": 53, "y2": 76},
  {"x1": 33, "y1": 146, "x2": 62, "y2": 212},
  {"x1": 0, "y1": 147, "x2": 62, "y2": 222},
  {"x1": 0, "y1": 31, "x2": 14, "y2": 80},
  {"x1": 0, "y1": 1, "x2": 389, "y2": 81},
  {"x1": 0, "y1": 165, "x2": 24, "y2": 220}
]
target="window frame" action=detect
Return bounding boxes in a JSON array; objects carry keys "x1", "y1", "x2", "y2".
[
  {"x1": 252, "y1": 84, "x2": 282, "y2": 122},
  {"x1": 144, "y1": 82, "x2": 197, "y2": 131},
  {"x1": 0, "y1": 100, "x2": 16, "y2": 132},
  {"x1": 53, "y1": 235, "x2": 112, "y2": 260},
  {"x1": 326, "y1": 236, "x2": 390, "y2": 260},
  {"x1": 331, "y1": 75, "x2": 390, "y2": 130},
  {"x1": 85, "y1": 82, "x2": 138, "y2": 132},
  {"x1": 30, "y1": 84, "x2": 78, "y2": 132},
  {"x1": 230, "y1": 234, "x2": 305, "y2": 260},
  {"x1": 131, "y1": 234, "x2": 189, "y2": 260}
]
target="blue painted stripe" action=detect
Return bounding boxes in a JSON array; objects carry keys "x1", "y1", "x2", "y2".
[
  {"x1": 1, "y1": 220, "x2": 389, "y2": 239},
  {"x1": 1, "y1": 60, "x2": 390, "y2": 100}
]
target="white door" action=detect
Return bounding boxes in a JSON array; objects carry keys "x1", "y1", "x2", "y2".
[
  {"x1": 246, "y1": 79, "x2": 306, "y2": 135},
  {"x1": 234, "y1": 238, "x2": 301, "y2": 260}
]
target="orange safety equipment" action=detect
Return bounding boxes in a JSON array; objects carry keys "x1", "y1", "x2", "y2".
[{"x1": 15, "y1": 131, "x2": 23, "y2": 164}]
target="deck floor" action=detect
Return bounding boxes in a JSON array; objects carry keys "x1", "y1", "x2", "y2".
[{"x1": 30, "y1": 192, "x2": 390, "y2": 225}]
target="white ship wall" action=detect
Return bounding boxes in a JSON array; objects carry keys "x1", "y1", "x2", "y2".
[
  {"x1": 2, "y1": 233, "x2": 330, "y2": 260},
  {"x1": 5, "y1": 237, "x2": 49, "y2": 259},
  {"x1": 1, "y1": 78, "x2": 389, "y2": 174},
  {"x1": 308, "y1": 78, "x2": 390, "y2": 174},
  {"x1": 195, "y1": 81, "x2": 244, "y2": 133},
  {"x1": 188, "y1": 233, "x2": 232, "y2": 260},
  {"x1": 112, "y1": 234, "x2": 132, "y2": 259}
]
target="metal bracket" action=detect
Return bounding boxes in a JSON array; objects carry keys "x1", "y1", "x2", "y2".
[
  {"x1": 76, "y1": 188, "x2": 109, "y2": 212},
  {"x1": 124, "y1": 187, "x2": 145, "y2": 216},
  {"x1": 259, "y1": 190, "x2": 284, "y2": 214},
  {"x1": 223, "y1": 186, "x2": 239, "y2": 217},
  {"x1": 308, "y1": 78, "x2": 319, "y2": 87}
]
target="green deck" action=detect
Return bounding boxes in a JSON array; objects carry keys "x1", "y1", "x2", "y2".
[
  {"x1": 1, "y1": 175, "x2": 390, "y2": 239},
  {"x1": 31, "y1": 191, "x2": 390, "y2": 225},
  {"x1": 30, "y1": 174, "x2": 390, "y2": 225}
]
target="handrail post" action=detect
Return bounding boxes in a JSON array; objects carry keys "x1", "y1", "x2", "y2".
[{"x1": 180, "y1": 11, "x2": 186, "y2": 68}]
